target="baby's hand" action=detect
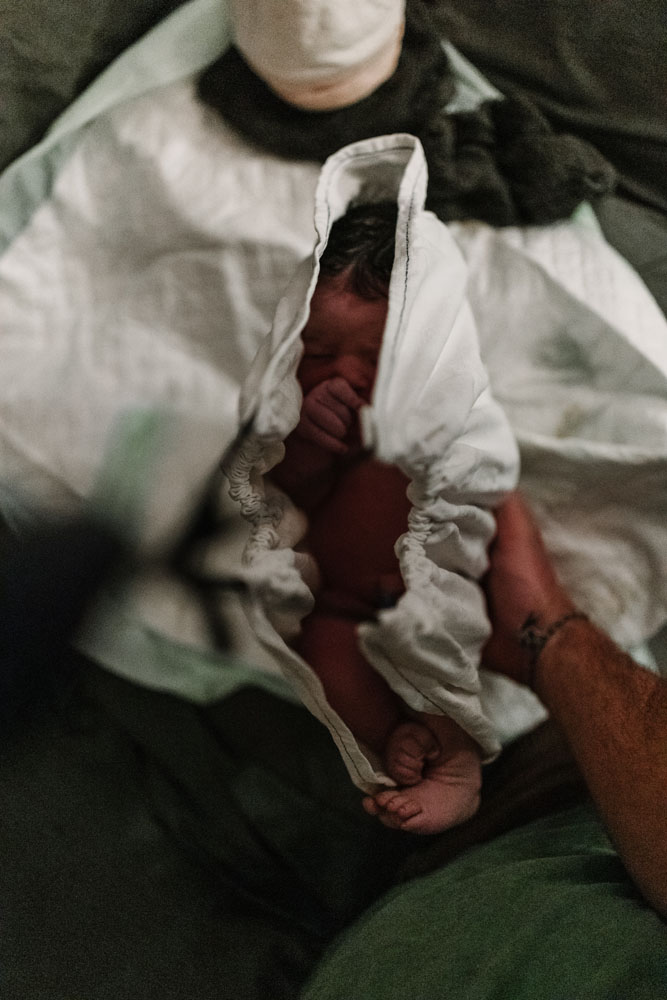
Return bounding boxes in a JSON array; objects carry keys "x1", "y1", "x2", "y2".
[{"x1": 298, "y1": 377, "x2": 366, "y2": 454}]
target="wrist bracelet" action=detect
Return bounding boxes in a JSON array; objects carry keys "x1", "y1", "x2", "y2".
[{"x1": 518, "y1": 610, "x2": 588, "y2": 689}]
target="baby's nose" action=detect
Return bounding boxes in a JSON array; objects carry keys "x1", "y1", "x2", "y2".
[{"x1": 334, "y1": 354, "x2": 374, "y2": 394}]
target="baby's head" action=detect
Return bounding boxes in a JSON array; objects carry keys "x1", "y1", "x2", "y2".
[
  {"x1": 299, "y1": 202, "x2": 398, "y2": 401},
  {"x1": 319, "y1": 200, "x2": 398, "y2": 298}
]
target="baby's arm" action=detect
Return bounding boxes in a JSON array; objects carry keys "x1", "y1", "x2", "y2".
[{"x1": 271, "y1": 377, "x2": 365, "y2": 510}]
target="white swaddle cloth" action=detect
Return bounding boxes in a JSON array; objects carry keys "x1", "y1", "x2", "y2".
[{"x1": 224, "y1": 134, "x2": 519, "y2": 791}]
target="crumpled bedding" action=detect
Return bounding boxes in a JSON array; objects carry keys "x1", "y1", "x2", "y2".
[{"x1": 0, "y1": 0, "x2": 666, "y2": 747}]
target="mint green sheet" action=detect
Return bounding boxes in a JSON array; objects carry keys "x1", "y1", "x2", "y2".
[{"x1": 0, "y1": 0, "x2": 230, "y2": 252}]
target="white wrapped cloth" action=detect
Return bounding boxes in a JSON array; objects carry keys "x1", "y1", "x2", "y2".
[{"x1": 225, "y1": 135, "x2": 520, "y2": 789}]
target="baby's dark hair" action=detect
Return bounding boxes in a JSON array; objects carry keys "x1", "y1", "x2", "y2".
[{"x1": 319, "y1": 201, "x2": 398, "y2": 300}]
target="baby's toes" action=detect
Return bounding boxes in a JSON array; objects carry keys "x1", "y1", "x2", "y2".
[
  {"x1": 388, "y1": 750, "x2": 423, "y2": 786},
  {"x1": 398, "y1": 733, "x2": 430, "y2": 759},
  {"x1": 362, "y1": 795, "x2": 380, "y2": 817},
  {"x1": 395, "y1": 721, "x2": 440, "y2": 757},
  {"x1": 375, "y1": 789, "x2": 423, "y2": 822},
  {"x1": 362, "y1": 792, "x2": 402, "y2": 830},
  {"x1": 411, "y1": 730, "x2": 440, "y2": 760}
]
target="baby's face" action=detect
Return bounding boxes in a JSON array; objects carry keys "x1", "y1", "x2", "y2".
[{"x1": 298, "y1": 278, "x2": 388, "y2": 402}]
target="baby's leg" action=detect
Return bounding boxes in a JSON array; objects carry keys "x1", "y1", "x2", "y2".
[
  {"x1": 296, "y1": 610, "x2": 403, "y2": 753},
  {"x1": 364, "y1": 714, "x2": 482, "y2": 835}
]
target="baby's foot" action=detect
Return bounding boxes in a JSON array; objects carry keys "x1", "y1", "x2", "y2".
[
  {"x1": 363, "y1": 747, "x2": 482, "y2": 835},
  {"x1": 384, "y1": 720, "x2": 440, "y2": 786}
]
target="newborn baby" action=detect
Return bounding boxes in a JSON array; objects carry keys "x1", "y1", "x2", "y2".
[
  {"x1": 272, "y1": 203, "x2": 482, "y2": 833},
  {"x1": 225, "y1": 135, "x2": 519, "y2": 836}
]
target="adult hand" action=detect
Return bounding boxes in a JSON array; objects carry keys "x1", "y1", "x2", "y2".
[
  {"x1": 482, "y1": 492, "x2": 575, "y2": 686},
  {"x1": 483, "y1": 496, "x2": 667, "y2": 918},
  {"x1": 481, "y1": 494, "x2": 667, "y2": 917},
  {"x1": 298, "y1": 377, "x2": 366, "y2": 454}
]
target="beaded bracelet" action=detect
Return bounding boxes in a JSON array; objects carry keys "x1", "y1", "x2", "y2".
[{"x1": 518, "y1": 610, "x2": 589, "y2": 689}]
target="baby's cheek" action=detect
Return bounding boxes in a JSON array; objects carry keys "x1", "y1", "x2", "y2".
[
  {"x1": 335, "y1": 356, "x2": 376, "y2": 399},
  {"x1": 296, "y1": 359, "x2": 328, "y2": 395}
]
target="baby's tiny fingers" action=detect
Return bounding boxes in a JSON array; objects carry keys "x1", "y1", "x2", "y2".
[
  {"x1": 324, "y1": 377, "x2": 367, "y2": 410},
  {"x1": 302, "y1": 400, "x2": 348, "y2": 439},
  {"x1": 298, "y1": 414, "x2": 348, "y2": 454}
]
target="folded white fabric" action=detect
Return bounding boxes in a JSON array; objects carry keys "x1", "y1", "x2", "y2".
[{"x1": 225, "y1": 135, "x2": 520, "y2": 789}]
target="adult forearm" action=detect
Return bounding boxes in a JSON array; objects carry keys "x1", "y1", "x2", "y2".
[{"x1": 535, "y1": 617, "x2": 667, "y2": 917}]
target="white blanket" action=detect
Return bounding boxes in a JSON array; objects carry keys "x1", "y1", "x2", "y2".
[{"x1": 0, "y1": 18, "x2": 666, "y2": 742}]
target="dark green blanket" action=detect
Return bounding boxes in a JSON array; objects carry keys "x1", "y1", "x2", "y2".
[
  {"x1": 303, "y1": 806, "x2": 667, "y2": 999},
  {"x1": 3, "y1": 664, "x2": 665, "y2": 998}
]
